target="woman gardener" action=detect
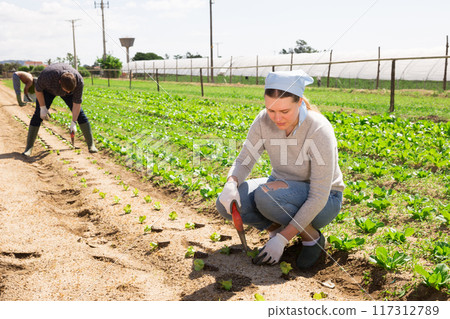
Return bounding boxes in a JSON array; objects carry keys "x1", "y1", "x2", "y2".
[{"x1": 216, "y1": 70, "x2": 345, "y2": 269}]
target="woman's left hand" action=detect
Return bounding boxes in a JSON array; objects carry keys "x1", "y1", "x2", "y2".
[{"x1": 252, "y1": 233, "x2": 289, "y2": 265}]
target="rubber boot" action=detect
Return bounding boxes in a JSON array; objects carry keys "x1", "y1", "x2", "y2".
[
  {"x1": 78, "y1": 122, "x2": 98, "y2": 153},
  {"x1": 16, "y1": 93, "x2": 26, "y2": 107},
  {"x1": 23, "y1": 125, "x2": 40, "y2": 156}
]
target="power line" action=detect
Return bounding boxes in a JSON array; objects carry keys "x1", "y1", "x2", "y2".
[{"x1": 66, "y1": 19, "x2": 80, "y2": 70}]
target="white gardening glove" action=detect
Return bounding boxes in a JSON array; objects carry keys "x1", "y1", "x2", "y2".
[
  {"x1": 40, "y1": 106, "x2": 49, "y2": 121},
  {"x1": 252, "y1": 233, "x2": 289, "y2": 265},
  {"x1": 218, "y1": 180, "x2": 240, "y2": 214},
  {"x1": 70, "y1": 120, "x2": 77, "y2": 133}
]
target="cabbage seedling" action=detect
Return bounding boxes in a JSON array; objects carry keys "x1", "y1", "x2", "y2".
[
  {"x1": 185, "y1": 246, "x2": 196, "y2": 258},
  {"x1": 133, "y1": 188, "x2": 139, "y2": 197},
  {"x1": 123, "y1": 204, "x2": 131, "y2": 214},
  {"x1": 99, "y1": 192, "x2": 106, "y2": 199},
  {"x1": 280, "y1": 261, "x2": 293, "y2": 275},
  {"x1": 169, "y1": 211, "x2": 178, "y2": 220},
  {"x1": 113, "y1": 196, "x2": 121, "y2": 204},
  {"x1": 220, "y1": 280, "x2": 232, "y2": 291},
  {"x1": 93, "y1": 188, "x2": 99, "y2": 193},
  {"x1": 153, "y1": 202, "x2": 161, "y2": 210},
  {"x1": 122, "y1": 184, "x2": 129, "y2": 191},
  {"x1": 194, "y1": 259, "x2": 204, "y2": 271},
  {"x1": 220, "y1": 245, "x2": 231, "y2": 255},
  {"x1": 144, "y1": 225, "x2": 152, "y2": 232},
  {"x1": 185, "y1": 222, "x2": 195, "y2": 230},
  {"x1": 254, "y1": 293, "x2": 265, "y2": 301},
  {"x1": 144, "y1": 195, "x2": 152, "y2": 203},
  {"x1": 149, "y1": 242, "x2": 158, "y2": 251},
  {"x1": 247, "y1": 249, "x2": 259, "y2": 258},
  {"x1": 139, "y1": 215, "x2": 146, "y2": 224},
  {"x1": 210, "y1": 232, "x2": 221, "y2": 242}
]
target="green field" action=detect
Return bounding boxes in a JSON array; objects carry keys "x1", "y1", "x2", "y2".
[{"x1": 2, "y1": 78, "x2": 450, "y2": 297}]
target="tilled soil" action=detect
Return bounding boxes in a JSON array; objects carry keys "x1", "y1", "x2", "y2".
[{"x1": 0, "y1": 82, "x2": 445, "y2": 301}]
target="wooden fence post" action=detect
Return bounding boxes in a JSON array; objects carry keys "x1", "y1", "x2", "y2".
[
  {"x1": 290, "y1": 52, "x2": 293, "y2": 71},
  {"x1": 129, "y1": 70, "x2": 132, "y2": 89},
  {"x1": 256, "y1": 55, "x2": 259, "y2": 85},
  {"x1": 327, "y1": 50, "x2": 333, "y2": 88},
  {"x1": 144, "y1": 62, "x2": 146, "y2": 80},
  {"x1": 444, "y1": 35, "x2": 448, "y2": 91},
  {"x1": 176, "y1": 59, "x2": 178, "y2": 82},
  {"x1": 376, "y1": 46, "x2": 381, "y2": 89},
  {"x1": 390, "y1": 59, "x2": 396, "y2": 112},
  {"x1": 156, "y1": 69, "x2": 160, "y2": 92},
  {"x1": 190, "y1": 59, "x2": 193, "y2": 82},
  {"x1": 229, "y1": 56, "x2": 233, "y2": 84},
  {"x1": 200, "y1": 68, "x2": 204, "y2": 97}
]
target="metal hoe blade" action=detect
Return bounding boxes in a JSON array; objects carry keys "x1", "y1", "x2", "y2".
[{"x1": 231, "y1": 200, "x2": 249, "y2": 252}]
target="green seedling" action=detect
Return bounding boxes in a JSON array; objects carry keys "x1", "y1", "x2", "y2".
[
  {"x1": 328, "y1": 233, "x2": 365, "y2": 251},
  {"x1": 280, "y1": 261, "x2": 293, "y2": 275},
  {"x1": 122, "y1": 184, "x2": 129, "y2": 191},
  {"x1": 185, "y1": 222, "x2": 196, "y2": 230},
  {"x1": 99, "y1": 192, "x2": 106, "y2": 199},
  {"x1": 415, "y1": 263, "x2": 450, "y2": 291},
  {"x1": 68, "y1": 167, "x2": 74, "y2": 171},
  {"x1": 133, "y1": 188, "x2": 139, "y2": 197},
  {"x1": 247, "y1": 249, "x2": 259, "y2": 258},
  {"x1": 430, "y1": 242, "x2": 450, "y2": 261},
  {"x1": 91, "y1": 159, "x2": 97, "y2": 164},
  {"x1": 409, "y1": 206, "x2": 434, "y2": 221},
  {"x1": 210, "y1": 232, "x2": 221, "y2": 242},
  {"x1": 144, "y1": 195, "x2": 152, "y2": 203},
  {"x1": 153, "y1": 202, "x2": 161, "y2": 210},
  {"x1": 367, "y1": 198, "x2": 392, "y2": 212},
  {"x1": 81, "y1": 183, "x2": 87, "y2": 188},
  {"x1": 144, "y1": 225, "x2": 152, "y2": 233},
  {"x1": 169, "y1": 211, "x2": 178, "y2": 220},
  {"x1": 220, "y1": 245, "x2": 231, "y2": 255},
  {"x1": 138, "y1": 215, "x2": 147, "y2": 224},
  {"x1": 149, "y1": 242, "x2": 159, "y2": 251},
  {"x1": 56, "y1": 150, "x2": 60, "y2": 156},
  {"x1": 437, "y1": 209, "x2": 450, "y2": 225},
  {"x1": 123, "y1": 204, "x2": 131, "y2": 214},
  {"x1": 254, "y1": 293, "x2": 266, "y2": 301},
  {"x1": 194, "y1": 259, "x2": 205, "y2": 271},
  {"x1": 384, "y1": 228, "x2": 415, "y2": 244},
  {"x1": 63, "y1": 160, "x2": 70, "y2": 164},
  {"x1": 185, "y1": 246, "x2": 196, "y2": 258},
  {"x1": 355, "y1": 217, "x2": 384, "y2": 234},
  {"x1": 104, "y1": 170, "x2": 111, "y2": 175},
  {"x1": 75, "y1": 149, "x2": 81, "y2": 155},
  {"x1": 92, "y1": 188, "x2": 99, "y2": 193},
  {"x1": 220, "y1": 279, "x2": 232, "y2": 291},
  {"x1": 113, "y1": 195, "x2": 121, "y2": 204},
  {"x1": 115, "y1": 175, "x2": 121, "y2": 180},
  {"x1": 73, "y1": 173, "x2": 78, "y2": 177},
  {"x1": 312, "y1": 292, "x2": 328, "y2": 300},
  {"x1": 80, "y1": 177, "x2": 87, "y2": 183},
  {"x1": 369, "y1": 247, "x2": 411, "y2": 271},
  {"x1": 334, "y1": 211, "x2": 349, "y2": 223}
]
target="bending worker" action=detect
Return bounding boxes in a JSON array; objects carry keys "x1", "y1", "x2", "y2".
[
  {"x1": 13, "y1": 71, "x2": 36, "y2": 106},
  {"x1": 216, "y1": 70, "x2": 345, "y2": 269},
  {"x1": 23, "y1": 63, "x2": 98, "y2": 156}
]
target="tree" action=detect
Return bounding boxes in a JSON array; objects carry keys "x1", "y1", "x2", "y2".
[
  {"x1": 186, "y1": 52, "x2": 202, "y2": 58},
  {"x1": 96, "y1": 54, "x2": 123, "y2": 78},
  {"x1": 280, "y1": 39, "x2": 318, "y2": 54},
  {"x1": 132, "y1": 52, "x2": 163, "y2": 61},
  {"x1": 53, "y1": 53, "x2": 81, "y2": 68}
]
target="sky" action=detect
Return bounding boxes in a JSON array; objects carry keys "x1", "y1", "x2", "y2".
[{"x1": 0, "y1": 0, "x2": 449, "y2": 66}]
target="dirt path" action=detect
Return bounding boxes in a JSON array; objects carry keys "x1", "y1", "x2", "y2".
[{"x1": 0, "y1": 82, "x2": 377, "y2": 301}]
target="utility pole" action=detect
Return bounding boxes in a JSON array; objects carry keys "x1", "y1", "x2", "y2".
[
  {"x1": 67, "y1": 19, "x2": 80, "y2": 70},
  {"x1": 94, "y1": 1, "x2": 109, "y2": 61},
  {"x1": 209, "y1": 0, "x2": 214, "y2": 83}
]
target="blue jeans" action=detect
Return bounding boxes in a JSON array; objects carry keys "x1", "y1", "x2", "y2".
[
  {"x1": 30, "y1": 90, "x2": 89, "y2": 127},
  {"x1": 216, "y1": 177, "x2": 343, "y2": 231}
]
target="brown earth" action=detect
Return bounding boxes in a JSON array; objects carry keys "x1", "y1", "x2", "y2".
[{"x1": 0, "y1": 82, "x2": 447, "y2": 301}]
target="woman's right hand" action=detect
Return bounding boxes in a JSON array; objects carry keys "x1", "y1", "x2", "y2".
[{"x1": 218, "y1": 180, "x2": 241, "y2": 214}]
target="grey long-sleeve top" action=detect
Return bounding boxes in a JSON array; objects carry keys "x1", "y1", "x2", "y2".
[{"x1": 228, "y1": 109, "x2": 345, "y2": 232}]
